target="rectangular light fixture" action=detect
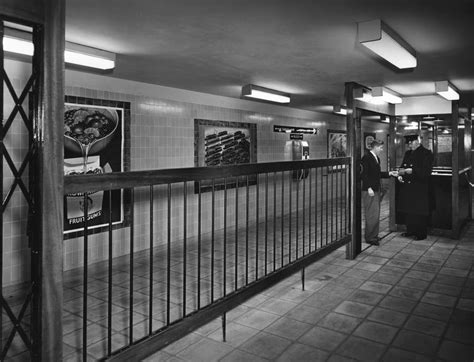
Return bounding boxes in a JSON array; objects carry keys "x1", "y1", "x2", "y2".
[
  {"x1": 358, "y1": 19, "x2": 417, "y2": 69},
  {"x1": 353, "y1": 88, "x2": 385, "y2": 105},
  {"x1": 2, "y1": 27, "x2": 115, "y2": 70},
  {"x1": 242, "y1": 84, "x2": 290, "y2": 104},
  {"x1": 333, "y1": 105, "x2": 347, "y2": 115},
  {"x1": 435, "y1": 81, "x2": 459, "y2": 101},
  {"x1": 65, "y1": 42, "x2": 115, "y2": 70},
  {"x1": 372, "y1": 86, "x2": 403, "y2": 104}
]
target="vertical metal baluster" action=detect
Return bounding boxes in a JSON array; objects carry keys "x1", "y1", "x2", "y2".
[
  {"x1": 308, "y1": 169, "x2": 312, "y2": 253},
  {"x1": 82, "y1": 192, "x2": 89, "y2": 362},
  {"x1": 183, "y1": 182, "x2": 187, "y2": 316},
  {"x1": 222, "y1": 314, "x2": 227, "y2": 342},
  {"x1": 301, "y1": 268, "x2": 305, "y2": 291},
  {"x1": 289, "y1": 172, "x2": 292, "y2": 263},
  {"x1": 245, "y1": 176, "x2": 249, "y2": 285},
  {"x1": 211, "y1": 179, "x2": 215, "y2": 301},
  {"x1": 296, "y1": 170, "x2": 299, "y2": 259},
  {"x1": 235, "y1": 176, "x2": 239, "y2": 291},
  {"x1": 336, "y1": 165, "x2": 340, "y2": 240},
  {"x1": 303, "y1": 168, "x2": 306, "y2": 256},
  {"x1": 167, "y1": 184, "x2": 171, "y2": 325},
  {"x1": 331, "y1": 168, "x2": 334, "y2": 242},
  {"x1": 108, "y1": 190, "x2": 113, "y2": 354},
  {"x1": 314, "y1": 168, "x2": 317, "y2": 251},
  {"x1": 320, "y1": 168, "x2": 323, "y2": 249},
  {"x1": 326, "y1": 167, "x2": 329, "y2": 245},
  {"x1": 224, "y1": 178, "x2": 227, "y2": 296},
  {"x1": 197, "y1": 181, "x2": 202, "y2": 309},
  {"x1": 273, "y1": 172, "x2": 277, "y2": 271},
  {"x1": 129, "y1": 188, "x2": 134, "y2": 343},
  {"x1": 281, "y1": 172, "x2": 284, "y2": 267},
  {"x1": 255, "y1": 174, "x2": 259, "y2": 280},
  {"x1": 264, "y1": 173, "x2": 268, "y2": 275},
  {"x1": 149, "y1": 186, "x2": 154, "y2": 335}
]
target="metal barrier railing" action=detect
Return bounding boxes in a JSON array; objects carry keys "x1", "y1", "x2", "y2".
[{"x1": 63, "y1": 157, "x2": 351, "y2": 361}]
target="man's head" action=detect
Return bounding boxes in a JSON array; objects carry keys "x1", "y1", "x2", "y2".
[
  {"x1": 404, "y1": 134, "x2": 421, "y2": 150},
  {"x1": 369, "y1": 139, "x2": 384, "y2": 154}
]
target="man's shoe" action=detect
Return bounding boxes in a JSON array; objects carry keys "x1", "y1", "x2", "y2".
[
  {"x1": 401, "y1": 232, "x2": 414, "y2": 237},
  {"x1": 413, "y1": 236, "x2": 426, "y2": 241},
  {"x1": 368, "y1": 239, "x2": 379, "y2": 246}
]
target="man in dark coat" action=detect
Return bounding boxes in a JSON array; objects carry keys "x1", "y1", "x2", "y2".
[
  {"x1": 361, "y1": 139, "x2": 384, "y2": 245},
  {"x1": 395, "y1": 134, "x2": 434, "y2": 240}
]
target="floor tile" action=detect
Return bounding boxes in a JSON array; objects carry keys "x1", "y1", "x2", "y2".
[
  {"x1": 317, "y1": 312, "x2": 361, "y2": 334},
  {"x1": 275, "y1": 342, "x2": 329, "y2": 362},
  {"x1": 285, "y1": 304, "x2": 328, "y2": 324},
  {"x1": 369, "y1": 272, "x2": 402, "y2": 285},
  {"x1": 352, "y1": 320, "x2": 397, "y2": 344},
  {"x1": 348, "y1": 289, "x2": 384, "y2": 305},
  {"x1": 334, "y1": 301, "x2": 373, "y2": 318},
  {"x1": 257, "y1": 297, "x2": 298, "y2": 316},
  {"x1": 220, "y1": 349, "x2": 267, "y2": 362},
  {"x1": 404, "y1": 315, "x2": 447, "y2": 337},
  {"x1": 392, "y1": 329, "x2": 440, "y2": 356},
  {"x1": 336, "y1": 336, "x2": 386, "y2": 362},
  {"x1": 298, "y1": 326, "x2": 347, "y2": 352},
  {"x1": 437, "y1": 340, "x2": 474, "y2": 362},
  {"x1": 359, "y1": 281, "x2": 392, "y2": 294},
  {"x1": 445, "y1": 323, "x2": 474, "y2": 345},
  {"x1": 177, "y1": 337, "x2": 234, "y2": 362},
  {"x1": 381, "y1": 347, "x2": 432, "y2": 362},
  {"x1": 378, "y1": 295, "x2": 417, "y2": 313},
  {"x1": 367, "y1": 307, "x2": 408, "y2": 327},
  {"x1": 238, "y1": 331, "x2": 292, "y2": 360},
  {"x1": 233, "y1": 309, "x2": 280, "y2": 330},
  {"x1": 388, "y1": 286, "x2": 424, "y2": 301},
  {"x1": 264, "y1": 316, "x2": 312, "y2": 340},
  {"x1": 457, "y1": 298, "x2": 474, "y2": 312},
  {"x1": 208, "y1": 321, "x2": 258, "y2": 347},
  {"x1": 421, "y1": 292, "x2": 458, "y2": 308},
  {"x1": 413, "y1": 302, "x2": 452, "y2": 322}
]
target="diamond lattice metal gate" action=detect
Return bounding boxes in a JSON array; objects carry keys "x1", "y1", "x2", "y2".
[{"x1": 1, "y1": 16, "x2": 42, "y2": 360}]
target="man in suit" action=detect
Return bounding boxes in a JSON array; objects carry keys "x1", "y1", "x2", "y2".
[
  {"x1": 361, "y1": 139, "x2": 384, "y2": 246},
  {"x1": 394, "y1": 134, "x2": 434, "y2": 240}
]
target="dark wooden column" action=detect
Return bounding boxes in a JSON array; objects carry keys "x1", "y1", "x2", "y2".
[
  {"x1": 345, "y1": 82, "x2": 362, "y2": 259},
  {"x1": 389, "y1": 115, "x2": 397, "y2": 231},
  {"x1": 451, "y1": 101, "x2": 460, "y2": 238},
  {"x1": 40, "y1": 0, "x2": 64, "y2": 360}
]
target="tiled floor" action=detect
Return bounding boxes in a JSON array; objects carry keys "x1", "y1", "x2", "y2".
[{"x1": 144, "y1": 221, "x2": 474, "y2": 361}]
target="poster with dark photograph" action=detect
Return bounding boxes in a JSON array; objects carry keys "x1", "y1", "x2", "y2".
[
  {"x1": 63, "y1": 96, "x2": 130, "y2": 236},
  {"x1": 327, "y1": 129, "x2": 347, "y2": 173},
  {"x1": 194, "y1": 119, "x2": 257, "y2": 192}
]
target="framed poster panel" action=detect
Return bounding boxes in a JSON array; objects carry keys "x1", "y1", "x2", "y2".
[
  {"x1": 327, "y1": 129, "x2": 347, "y2": 173},
  {"x1": 194, "y1": 119, "x2": 257, "y2": 192},
  {"x1": 63, "y1": 96, "x2": 131, "y2": 238}
]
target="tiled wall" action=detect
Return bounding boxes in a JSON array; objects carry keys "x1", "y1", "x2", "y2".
[{"x1": 2, "y1": 60, "x2": 389, "y2": 285}]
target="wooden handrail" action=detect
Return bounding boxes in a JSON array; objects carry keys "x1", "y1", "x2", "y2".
[{"x1": 64, "y1": 157, "x2": 350, "y2": 194}]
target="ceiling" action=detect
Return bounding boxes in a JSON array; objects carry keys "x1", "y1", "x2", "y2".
[{"x1": 65, "y1": 0, "x2": 474, "y2": 113}]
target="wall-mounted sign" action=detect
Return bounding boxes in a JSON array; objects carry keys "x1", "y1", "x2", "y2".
[
  {"x1": 290, "y1": 133, "x2": 304, "y2": 140},
  {"x1": 273, "y1": 125, "x2": 319, "y2": 134}
]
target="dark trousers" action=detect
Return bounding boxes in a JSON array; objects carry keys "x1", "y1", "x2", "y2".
[
  {"x1": 406, "y1": 214, "x2": 429, "y2": 238},
  {"x1": 362, "y1": 191, "x2": 380, "y2": 242}
]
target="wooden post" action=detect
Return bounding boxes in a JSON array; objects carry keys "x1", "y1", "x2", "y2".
[
  {"x1": 451, "y1": 101, "x2": 460, "y2": 238},
  {"x1": 40, "y1": 0, "x2": 65, "y2": 359},
  {"x1": 389, "y1": 115, "x2": 397, "y2": 231},
  {"x1": 345, "y1": 82, "x2": 361, "y2": 259}
]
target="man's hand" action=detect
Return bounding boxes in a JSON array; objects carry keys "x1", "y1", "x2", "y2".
[
  {"x1": 368, "y1": 187, "x2": 375, "y2": 196},
  {"x1": 405, "y1": 168, "x2": 413, "y2": 174}
]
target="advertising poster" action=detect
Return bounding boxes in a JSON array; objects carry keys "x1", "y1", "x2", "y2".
[{"x1": 63, "y1": 97, "x2": 130, "y2": 236}]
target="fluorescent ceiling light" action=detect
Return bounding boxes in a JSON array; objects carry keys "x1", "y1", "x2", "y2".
[
  {"x1": 353, "y1": 88, "x2": 385, "y2": 105},
  {"x1": 2, "y1": 35, "x2": 34, "y2": 56},
  {"x1": 372, "y1": 87, "x2": 402, "y2": 104},
  {"x1": 358, "y1": 19, "x2": 417, "y2": 69},
  {"x1": 242, "y1": 84, "x2": 290, "y2": 103},
  {"x1": 333, "y1": 105, "x2": 347, "y2": 115},
  {"x1": 435, "y1": 81, "x2": 459, "y2": 101},
  {"x1": 2, "y1": 27, "x2": 115, "y2": 70}
]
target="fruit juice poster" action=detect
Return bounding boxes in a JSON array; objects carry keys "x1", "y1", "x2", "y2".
[{"x1": 63, "y1": 101, "x2": 125, "y2": 235}]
